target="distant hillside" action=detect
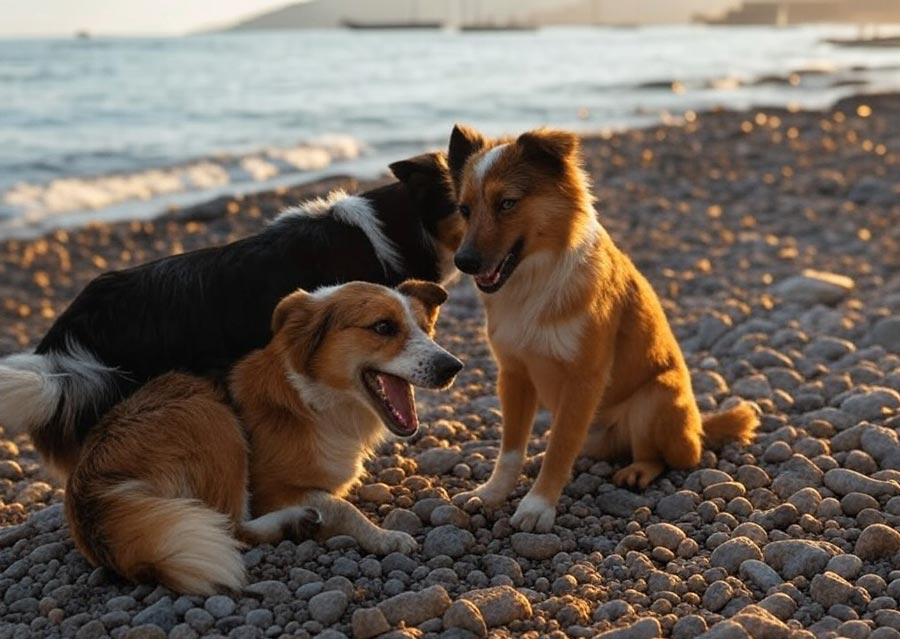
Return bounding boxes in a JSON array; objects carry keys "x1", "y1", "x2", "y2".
[{"x1": 222, "y1": 0, "x2": 743, "y2": 30}]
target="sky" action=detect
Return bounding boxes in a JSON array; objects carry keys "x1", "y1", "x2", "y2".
[{"x1": 0, "y1": 0, "x2": 299, "y2": 36}]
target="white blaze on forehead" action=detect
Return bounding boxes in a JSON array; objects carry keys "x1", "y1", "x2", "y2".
[
  {"x1": 309, "y1": 284, "x2": 342, "y2": 300},
  {"x1": 474, "y1": 143, "x2": 509, "y2": 184},
  {"x1": 389, "y1": 288, "x2": 431, "y2": 342},
  {"x1": 379, "y1": 289, "x2": 448, "y2": 386}
]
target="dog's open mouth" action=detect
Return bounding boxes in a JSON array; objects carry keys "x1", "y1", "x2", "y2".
[
  {"x1": 362, "y1": 370, "x2": 419, "y2": 437},
  {"x1": 474, "y1": 238, "x2": 524, "y2": 294}
]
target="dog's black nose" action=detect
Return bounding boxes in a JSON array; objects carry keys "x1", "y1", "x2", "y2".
[
  {"x1": 454, "y1": 249, "x2": 482, "y2": 274},
  {"x1": 435, "y1": 353, "x2": 464, "y2": 385}
]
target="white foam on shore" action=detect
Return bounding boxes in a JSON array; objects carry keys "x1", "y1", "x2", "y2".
[{"x1": 1, "y1": 135, "x2": 365, "y2": 227}]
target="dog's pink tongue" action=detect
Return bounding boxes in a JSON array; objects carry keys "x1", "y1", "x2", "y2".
[{"x1": 380, "y1": 373, "x2": 419, "y2": 433}]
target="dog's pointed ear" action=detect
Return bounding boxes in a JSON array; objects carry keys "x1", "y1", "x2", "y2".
[
  {"x1": 388, "y1": 152, "x2": 452, "y2": 211},
  {"x1": 273, "y1": 290, "x2": 334, "y2": 375},
  {"x1": 389, "y1": 152, "x2": 447, "y2": 183},
  {"x1": 398, "y1": 280, "x2": 448, "y2": 334},
  {"x1": 272, "y1": 290, "x2": 314, "y2": 335},
  {"x1": 448, "y1": 124, "x2": 486, "y2": 185},
  {"x1": 516, "y1": 129, "x2": 580, "y2": 168}
]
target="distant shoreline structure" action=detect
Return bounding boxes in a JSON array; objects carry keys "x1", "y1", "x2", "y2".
[
  {"x1": 696, "y1": 0, "x2": 900, "y2": 26},
  {"x1": 826, "y1": 35, "x2": 900, "y2": 47},
  {"x1": 459, "y1": 23, "x2": 537, "y2": 32},
  {"x1": 340, "y1": 19, "x2": 444, "y2": 30}
]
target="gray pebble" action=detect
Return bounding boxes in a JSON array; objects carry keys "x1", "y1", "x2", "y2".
[
  {"x1": 710, "y1": 537, "x2": 762, "y2": 574},
  {"x1": 205, "y1": 595, "x2": 236, "y2": 619},
  {"x1": 416, "y1": 448, "x2": 463, "y2": 475},
  {"x1": 185, "y1": 608, "x2": 215, "y2": 633},
  {"x1": 424, "y1": 525, "x2": 475, "y2": 559},
  {"x1": 132, "y1": 597, "x2": 176, "y2": 632},
  {"x1": 702, "y1": 581, "x2": 733, "y2": 612},
  {"x1": 308, "y1": 590, "x2": 348, "y2": 626},
  {"x1": 510, "y1": 532, "x2": 561, "y2": 560}
]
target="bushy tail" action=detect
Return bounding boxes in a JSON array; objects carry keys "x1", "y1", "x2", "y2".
[
  {"x1": 0, "y1": 342, "x2": 117, "y2": 471},
  {"x1": 67, "y1": 482, "x2": 245, "y2": 595},
  {"x1": 702, "y1": 402, "x2": 760, "y2": 450}
]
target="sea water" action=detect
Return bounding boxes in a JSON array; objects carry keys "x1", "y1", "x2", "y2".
[{"x1": 1, "y1": 25, "x2": 899, "y2": 237}]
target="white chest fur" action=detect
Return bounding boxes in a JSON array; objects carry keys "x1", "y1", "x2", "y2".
[
  {"x1": 311, "y1": 401, "x2": 386, "y2": 494},
  {"x1": 487, "y1": 301, "x2": 586, "y2": 362},
  {"x1": 286, "y1": 368, "x2": 386, "y2": 494},
  {"x1": 483, "y1": 220, "x2": 602, "y2": 362}
]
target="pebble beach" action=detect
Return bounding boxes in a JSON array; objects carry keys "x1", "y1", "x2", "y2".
[{"x1": 1, "y1": 92, "x2": 900, "y2": 639}]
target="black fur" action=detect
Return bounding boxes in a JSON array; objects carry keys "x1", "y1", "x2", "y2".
[{"x1": 33, "y1": 153, "x2": 456, "y2": 461}]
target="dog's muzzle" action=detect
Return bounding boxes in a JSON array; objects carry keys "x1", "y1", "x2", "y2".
[{"x1": 429, "y1": 352, "x2": 464, "y2": 388}]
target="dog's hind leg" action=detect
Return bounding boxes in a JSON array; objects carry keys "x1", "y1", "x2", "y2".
[{"x1": 611, "y1": 372, "x2": 702, "y2": 489}]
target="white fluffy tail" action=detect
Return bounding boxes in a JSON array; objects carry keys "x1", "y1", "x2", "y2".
[
  {"x1": 0, "y1": 353, "x2": 63, "y2": 435},
  {"x1": 0, "y1": 341, "x2": 115, "y2": 439},
  {"x1": 75, "y1": 484, "x2": 246, "y2": 595}
]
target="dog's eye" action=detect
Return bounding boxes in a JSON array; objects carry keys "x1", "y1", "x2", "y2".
[
  {"x1": 370, "y1": 320, "x2": 398, "y2": 337},
  {"x1": 500, "y1": 199, "x2": 517, "y2": 211},
  {"x1": 458, "y1": 204, "x2": 471, "y2": 219}
]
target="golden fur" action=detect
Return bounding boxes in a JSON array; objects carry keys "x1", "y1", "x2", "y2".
[
  {"x1": 447, "y1": 125, "x2": 759, "y2": 532},
  {"x1": 65, "y1": 280, "x2": 458, "y2": 594}
]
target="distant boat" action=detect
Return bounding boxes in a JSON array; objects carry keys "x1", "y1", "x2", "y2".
[
  {"x1": 459, "y1": 23, "x2": 536, "y2": 32},
  {"x1": 75, "y1": 30, "x2": 91, "y2": 39},
  {"x1": 341, "y1": 19, "x2": 444, "y2": 30},
  {"x1": 825, "y1": 35, "x2": 900, "y2": 48}
]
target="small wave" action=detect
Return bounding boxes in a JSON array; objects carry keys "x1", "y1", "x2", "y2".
[{"x1": 1, "y1": 135, "x2": 365, "y2": 224}]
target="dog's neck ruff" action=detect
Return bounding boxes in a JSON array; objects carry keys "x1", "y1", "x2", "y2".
[
  {"x1": 275, "y1": 190, "x2": 405, "y2": 275},
  {"x1": 284, "y1": 364, "x2": 386, "y2": 448},
  {"x1": 493, "y1": 208, "x2": 603, "y2": 310},
  {"x1": 483, "y1": 209, "x2": 603, "y2": 362}
]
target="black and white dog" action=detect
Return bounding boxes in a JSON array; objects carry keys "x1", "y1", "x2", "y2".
[{"x1": 0, "y1": 152, "x2": 461, "y2": 476}]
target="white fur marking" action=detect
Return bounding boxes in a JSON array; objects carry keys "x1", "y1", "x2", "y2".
[
  {"x1": 0, "y1": 354, "x2": 61, "y2": 434},
  {"x1": 475, "y1": 144, "x2": 509, "y2": 183},
  {"x1": 381, "y1": 289, "x2": 455, "y2": 388},
  {"x1": 151, "y1": 504, "x2": 245, "y2": 594},
  {"x1": 275, "y1": 190, "x2": 404, "y2": 274},
  {"x1": 486, "y1": 214, "x2": 603, "y2": 361},
  {"x1": 489, "y1": 450, "x2": 524, "y2": 486},
  {"x1": 0, "y1": 340, "x2": 114, "y2": 436},
  {"x1": 284, "y1": 363, "x2": 387, "y2": 492},
  {"x1": 510, "y1": 492, "x2": 557, "y2": 533},
  {"x1": 241, "y1": 506, "x2": 315, "y2": 537},
  {"x1": 309, "y1": 284, "x2": 342, "y2": 300},
  {"x1": 102, "y1": 481, "x2": 245, "y2": 594},
  {"x1": 500, "y1": 450, "x2": 524, "y2": 463}
]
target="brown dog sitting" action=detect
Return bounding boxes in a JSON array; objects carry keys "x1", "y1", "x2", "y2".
[
  {"x1": 447, "y1": 125, "x2": 759, "y2": 532},
  {"x1": 65, "y1": 280, "x2": 462, "y2": 594}
]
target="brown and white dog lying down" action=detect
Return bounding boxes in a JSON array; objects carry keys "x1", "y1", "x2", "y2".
[
  {"x1": 65, "y1": 281, "x2": 463, "y2": 594},
  {"x1": 447, "y1": 125, "x2": 759, "y2": 533}
]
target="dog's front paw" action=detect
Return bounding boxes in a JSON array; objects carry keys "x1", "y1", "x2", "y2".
[
  {"x1": 365, "y1": 529, "x2": 418, "y2": 555},
  {"x1": 282, "y1": 507, "x2": 323, "y2": 542},
  {"x1": 453, "y1": 483, "x2": 508, "y2": 509},
  {"x1": 510, "y1": 493, "x2": 556, "y2": 533}
]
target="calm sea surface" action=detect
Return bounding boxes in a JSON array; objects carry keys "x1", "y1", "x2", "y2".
[{"x1": 2, "y1": 25, "x2": 899, "y2": 236}]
